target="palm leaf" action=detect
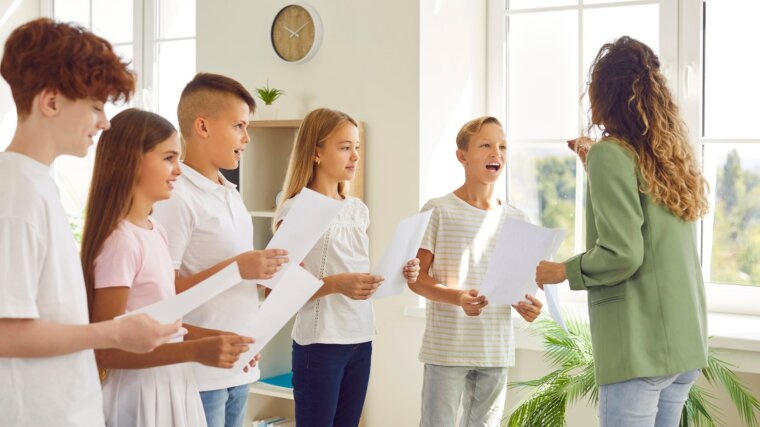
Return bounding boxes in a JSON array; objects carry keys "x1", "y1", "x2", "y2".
[{"x1": 505, "y1": 314, "x2": 760, "y2": 427}]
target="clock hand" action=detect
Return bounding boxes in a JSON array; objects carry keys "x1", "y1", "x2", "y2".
[
  {"x1": 282, "y1": 25, "x2": 298, "y2": 37},
  {"x1": 292, "y1": 22, "x2": 308, "y2": 36}
]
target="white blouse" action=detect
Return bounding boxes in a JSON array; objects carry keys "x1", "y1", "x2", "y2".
[{"x1": 276, "y1": 194, "x2": 374, "y2": 345}]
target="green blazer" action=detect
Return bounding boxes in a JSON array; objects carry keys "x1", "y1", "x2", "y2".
[{"x1": 564, "y1": 139, "x2": 708, "y2": 386}]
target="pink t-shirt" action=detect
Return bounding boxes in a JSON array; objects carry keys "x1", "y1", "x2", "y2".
[{"x1": 94, "y1": 218, "x2": 176, "y2": 312}]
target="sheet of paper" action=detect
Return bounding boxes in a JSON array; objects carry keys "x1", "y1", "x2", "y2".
[
  {"x1": 234, "y1": 265, "x2": 323, "y2": 370},
  {"x1": 259, "y1": 188, "x2": 343, "y2": 289},
  {"x1": 371, "y1": 210, "x2": 433, "y2": 299},
  {"x1": 480, "y1": 219, "x2": 566, "y2": 306},
  {"x1": 543, "y1": 284, "x2": 567, "y2": 332},
  {"x1": 117, "y1": 262, "x2": 242, "y2": 324}
]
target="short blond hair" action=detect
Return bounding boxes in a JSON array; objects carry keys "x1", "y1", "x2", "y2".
[{"x1": 455, "y1": 116, "x2": 503, "y2": 150}]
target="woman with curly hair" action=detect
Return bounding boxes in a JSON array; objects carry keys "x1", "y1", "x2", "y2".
[{"x1": 535, "y1": 36, "x2": 709, "y2": 426}]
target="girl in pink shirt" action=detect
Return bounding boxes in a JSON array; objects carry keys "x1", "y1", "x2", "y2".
[{"x1": 80, "y1": 109, "x2": 256, "y2": 427}]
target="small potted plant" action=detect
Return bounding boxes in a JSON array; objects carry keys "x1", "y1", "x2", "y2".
[{"x1": 254, "y1": 79, "x2": 285, "y2": 120}]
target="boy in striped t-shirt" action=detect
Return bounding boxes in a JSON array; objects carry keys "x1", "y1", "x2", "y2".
[{"x1": 410, "y1": 116, "x2": 543, "y2": 427}]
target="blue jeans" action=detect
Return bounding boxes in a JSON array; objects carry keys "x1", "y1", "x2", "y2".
[
  {"x1": 199, "y1": 384, "x2": 250, "y2": 427},
  {"x1": 292, "y1": 341, "x2": 372, "y2": 427},
  {"x1": 599, "y1": 369, "x2": 700, "y2": 427}
]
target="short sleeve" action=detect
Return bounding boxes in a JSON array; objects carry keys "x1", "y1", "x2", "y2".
[
  {"x1": 93, "y1": 230, "x2": 140, "y2": 289},
  {"x1": 152, "y1": 193, "x2": 195, "y2": 270},
  {"x1": 419, "y1": 200, "x2": 439, "y2": 254},
  {"x1": 274, "y1": 197, "x2": 296, "y2": 229},
  {"x1": 0, "y1": 217, "x2": 45, "y2": 318}
]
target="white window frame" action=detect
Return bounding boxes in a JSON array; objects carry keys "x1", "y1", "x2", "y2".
[{"x1": 488, "y1": 0, "x2": 760, "y2": 315}]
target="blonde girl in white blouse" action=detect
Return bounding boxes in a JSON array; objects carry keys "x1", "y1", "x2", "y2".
[{"x1": 274, "y1": 108, "x2": 420, "y2": 427}]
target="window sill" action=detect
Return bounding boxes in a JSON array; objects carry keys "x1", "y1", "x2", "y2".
[{"x1": 404, "y1": 303, "x2": 760, "y2": 374}]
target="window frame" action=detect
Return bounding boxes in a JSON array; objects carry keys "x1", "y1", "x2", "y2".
[{"x1": 488, "y1": 0, "x2": 760, "y2": 315}]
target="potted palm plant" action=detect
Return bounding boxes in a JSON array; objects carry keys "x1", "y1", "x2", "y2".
[
  {"x1": 254, "y1": 79, "x2": 285, "y2": 120},
  {"x1": 506, "y1": 315, "x2": 760, "y2": 427}
]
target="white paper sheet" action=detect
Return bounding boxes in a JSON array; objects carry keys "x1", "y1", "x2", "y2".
[
  {"x1": 234, "y1": 265, "x2": 323, "y2": 370},
  {"x1": 480, "y1": 219, "x2": 566, "y2": 307},
  {"x1": 371, "y1": 210, "x2": 433, "y2": 299},
  {"x1": 259, "y1": 188, "x2": 344, "y2": 289},
  {"x1": 117, "y1": 262, "x2": 242, "y2": 324},
  {"x1": 543, "y1": 284, "x2": 568, "y2": 332}
]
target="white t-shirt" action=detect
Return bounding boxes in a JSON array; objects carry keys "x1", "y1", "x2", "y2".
[
  {"x1": 275, "y1": 194, "x2": 374, "y2": 345},
  {"x1": 419, "y1": 192, "x2": 529, "y2": 368},
  {"x1": 152, "y1": 162, "x2": 260, "y2": 391},
  {"x1": 0, "y1": 152, "x2": 104, "y2": 426}
]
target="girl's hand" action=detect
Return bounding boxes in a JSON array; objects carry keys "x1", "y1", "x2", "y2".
[
  {"x1": 236, "y1": 249, "x2": 289, "y2": 280},
  {"x1": 567, "y1": 136, "x2": 593, "y2": 170},
  {"x1": 458, "y1": 289, "x2": 488, "y2": 316},
  {"x1": 403, "y1": 258, "x2": 421, "y2": 284},
  {"x1": 512, "y1": 294, "x2": 542, "y2": 323},
  {"x1": 332, "y1": 273, "x2": 384, "y2": 300},
  {"x1": 192, "y1": 335, "x2": 254, "y2": 369},
  {"x1": 243, "y1": 353, "x2": 261, "y2": 373},
  {"x1": 535, "y1": 260, "x2": 567, "y2": 290}
]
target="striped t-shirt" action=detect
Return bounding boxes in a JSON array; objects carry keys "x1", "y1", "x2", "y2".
[{"x1": 418, "y1": 192, "x2": 529, "y2": 367}]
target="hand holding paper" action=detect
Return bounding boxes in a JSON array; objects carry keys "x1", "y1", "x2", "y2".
[{"x1": 371, "y1": 210, "x2": 432, "y2": 299}]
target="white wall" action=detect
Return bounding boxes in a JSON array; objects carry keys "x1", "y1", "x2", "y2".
[{"x1": 0, "y1": 0, "x2": 42, "y2": 150}]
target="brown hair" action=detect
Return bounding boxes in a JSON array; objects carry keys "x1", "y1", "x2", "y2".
[
  {"x1": 177, "y1": 72, "x2": 256, "y2": 140},
  {"x1": 1, "y1": 18, "x2": 134, "y2": 118},
  {"x1": 80, "y1": 109, "x2": 176, "y2": 318},
  {"x1": 275, "y1": 108, "x2": 358, "y2": 228},
  {"x1": 587, "y1": 36, "x2": 709, "y2": 222},
  {"x1": 456, "y1": 116, "x2": 503, "y2": 150}
]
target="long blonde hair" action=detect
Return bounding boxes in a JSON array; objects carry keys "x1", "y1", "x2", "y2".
[
  {"x1": 587, "y1": 36, "x2": 709, "y2": 222},
  {"x1": 275, "y1": 108, "x2": 358, "y2": 226}
]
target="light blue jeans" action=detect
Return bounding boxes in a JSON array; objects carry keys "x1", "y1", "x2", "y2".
[
  {"x1": 599, "y1": 369, "x2": 700, "y2": 427},
  {"x1": 420, "y1": 364, "x2": 509, "y2": 427},
  {"x1": 199, "y1": 384, "x2": 250, "y2": 427}
]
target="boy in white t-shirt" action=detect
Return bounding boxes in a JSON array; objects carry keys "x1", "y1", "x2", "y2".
[
  {"x1": 410, "y1": 116, "x2": 543, "y2": 427},
  {"x1": 0, "y1": 18, "x2": 181, "y2": 427},
  {"x1": 152, "y1": 73, "x2": 288, "y2": 427}
]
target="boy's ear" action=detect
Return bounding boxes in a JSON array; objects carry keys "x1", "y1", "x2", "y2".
[
  {"x1": 194, "y1": 117, "x2": 210, "y2": 139},
  {"x1": 456, "y1": 148, "x2": 467, "y2": 165},
  {"x1": 37, "y1": 88, "x2": 61, "y2": 118}
]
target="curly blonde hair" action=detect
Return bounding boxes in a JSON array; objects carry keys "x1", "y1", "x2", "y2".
[{"x1": 587, "y1": 36, "x2": 709, "y2": 222}]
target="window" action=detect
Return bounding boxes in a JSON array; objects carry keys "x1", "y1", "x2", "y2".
[
  {"x1": 49, "y1": 0, "x2": 196, "y2": 240},
  {"x1": 489, "y1": 0, "x2": 760, "y2": 313}
]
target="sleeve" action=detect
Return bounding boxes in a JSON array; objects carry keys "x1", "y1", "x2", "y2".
[
  {"x1": 565, "y1": 142, "x2": 646, "y2": 290},
  {"x1": 274, "y1": 197, "x2": 296, "y2": 228},
  {"x1": 152, "y1": 193, "x2": 195, "y2": 270},
  {"x1": 419, "y1": 200, "x2": 439, "y2": 254},
  {"x1": 93, "y1": 230, "x2": 140, "y2": 289},
  {"x1": 0, "y1": 218, "x2": 45, "y2": 318}
]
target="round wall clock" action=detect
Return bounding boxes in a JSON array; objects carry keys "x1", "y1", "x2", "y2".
[{"x1": 270, "y1": 4, "x2": 323, "y2": 63}]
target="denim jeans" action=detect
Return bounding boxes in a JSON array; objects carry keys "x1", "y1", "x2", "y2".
[
  {"x1": 199, "y1": 383, "x2": 250, "y2": 427},
  {"x1": 292, "y1": 341, "x2": 372, "y2": 427},
  {"x1": 599, "y1": 369, "x2": 700, "y2": 427}
]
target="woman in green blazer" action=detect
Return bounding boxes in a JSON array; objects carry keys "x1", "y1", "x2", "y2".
[{"x1": 535, "y1": 36, "x2": 709, "y2": 427}]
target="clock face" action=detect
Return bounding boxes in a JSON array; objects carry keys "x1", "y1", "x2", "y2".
[{"x1": 271, "y1": 5, "x2": 320, "y2": 63}]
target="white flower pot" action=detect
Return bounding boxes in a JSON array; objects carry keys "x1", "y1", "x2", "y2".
[{"x1": 257, "y1": 104, "x2": 279, "y2": 120}]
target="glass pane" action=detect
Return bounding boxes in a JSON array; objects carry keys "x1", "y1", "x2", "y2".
[
  {"x1": 508, "y1": 0, "x2": 576, "y2": 9},
  {"x1": 54, "y1": 0, "x2": 90, "y2": 28},
  {"x1": 584, "y1": 0, "x2": 642, "y2": 4},
  {"x1": 508, "y1": 144, "x2": 578, "y2": 261},
  {"x1": 113, "y1": 44, "x2": 134, "y2": 72},
  {"x1": 156, "y1": 40, "x2": 196, "y2": 126},
  {"x1": 53, "y1": 147, "x2": 96, "y2": 245},
  {"x1": 507, "y1": 10, "x2": 578, "y2": 139},
  {"x1": 703, "y1": 0, "x2": 760, "y2": 138},
  {"x1": 703, "y1": 144, "x2": 760, "y2": 286},
  {"x1": 159, "y1": 0, "x2": 196, "y2": 39},
  {"x1": 92, "y1": 0, "x2": 132, "y2": 44},
  {"x1": 582, "y1": 4, "x2": 659, "y2": 129}
]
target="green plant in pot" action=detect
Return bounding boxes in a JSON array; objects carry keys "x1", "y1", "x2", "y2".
[
  {"x1": 505, "y1": 315, "x2": 760, "y2": 427},
  {"x1": 254, "y1": 79, "x2": 284, "y2": 120}
]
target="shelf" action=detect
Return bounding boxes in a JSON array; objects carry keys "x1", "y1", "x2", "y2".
[
  {"x1": 248, "y1": 120, "x2": 302, "y2": 129},
  {"x1": 249, "y1": 210, "x2": 276, "y2": 218},
  {"x1": 249, "y1": 383, "x2": 293, "y2": 400}
]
